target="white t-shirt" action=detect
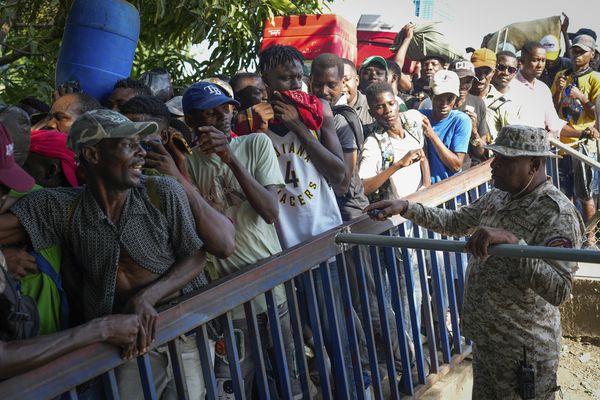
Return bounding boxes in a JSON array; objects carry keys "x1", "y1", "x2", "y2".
[
  {"x1": 265, "y1": 128, "x2": 343, "y2": 249},
  {"x1": 359, "y1": 110, "x2": 425, "y2": 200}
]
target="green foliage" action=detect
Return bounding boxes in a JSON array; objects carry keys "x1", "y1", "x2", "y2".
[{"x1": 0, "y1": 0, "x2": 328, "y2": 104}]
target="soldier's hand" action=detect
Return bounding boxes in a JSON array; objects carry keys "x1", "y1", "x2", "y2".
[
  {"x1": 466, "y1": 226, "x2": 519, "y2": 259},
  {"x1": 364, "y1": 200, "x2": 409, "y2": 221}
]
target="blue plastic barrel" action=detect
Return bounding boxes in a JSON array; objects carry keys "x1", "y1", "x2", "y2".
[{"x1": 55, "y1": 0, "x2": 140, "y2": 103}]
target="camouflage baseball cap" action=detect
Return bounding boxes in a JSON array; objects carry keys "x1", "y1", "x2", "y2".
[
  {"x1": 67, "y1": 109, "x2": 158, "y2": 154},
  {"x1": 485, "y1": 125, "x2": 557, "y2": 158}
]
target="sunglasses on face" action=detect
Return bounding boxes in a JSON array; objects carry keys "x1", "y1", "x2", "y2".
[
  {"x1": 496, "y1": 63, "x2": 517, "y2": 74},
  {"x1": 475, "y1": 67, "x2": 494, "y2": 79}
]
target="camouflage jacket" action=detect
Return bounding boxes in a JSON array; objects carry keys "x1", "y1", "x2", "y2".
[{"x1": 404, "y1": 179, "x2": 584, "y2": 361}]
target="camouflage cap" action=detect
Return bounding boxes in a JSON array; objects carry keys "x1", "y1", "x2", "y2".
[
  {"x1": 485, "y1": 125, "x2": 557, "y2": 158},
  {"x1": 67, "y1": 109, "x2": 158, "y2": 154}
]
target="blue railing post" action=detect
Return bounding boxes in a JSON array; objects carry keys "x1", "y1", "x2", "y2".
[
  {"x1": 369, "y1": 245, "x2": 401, "y2": 400},
  {"x1": 284, "y1": 280, "x2": 312, "y2": 398},
  {"x1": 412, "y1": 226, "x2": 439, "y2": 373},
  {"x1": 381, "y1": 232, "x2": 414, "y2": 393},
  {"x1": 221, "y1": 312, "x2": 246, "y2": 399},
  {"x1": 137, "y1": 353, "x2": 158, "y2": 400},
  {"x1": 300, "y1": 270, "x2": 333, "y2": 399},
  {"x1": 397, "y1": 225, "x2": 427, "y2": 386},
  {"x1": 196, "y1": 325, "x2": 218, "y2": 399},
  {"x1": 318, "y1": 261, "x2": 351, "y2": 398},
  {"x1": 102, "y1": 369, "x2": 120, "y2": 400},
  {"x1": 335, "y1": 253, "x2": 367, "y2": 398},
  {"x1": 265, "y1": 290, "x2": 293, "y2": 399},
  {"x1": 167, "y1": 339, "x2": 189, "y2": 400},
  {"x1": 243, "y1": 300, "x2": 270, "y2": 400},
  {"x1": 352, "y1": 246, "x2": 383, "y2": 400},
  {"x1": 426, "y1": 229, "x2": 452, "y2": 363}
]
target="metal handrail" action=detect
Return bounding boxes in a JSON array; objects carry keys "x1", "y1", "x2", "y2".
[
  {"x1": 0, "y1": 161, "x2": 494, "y2": 399},
  {"x1": 550, "y1": 138, "x2": 600, "y2": 171},
  {"x1": 335, "y1": 234, "x2": 600, "y2": 264}
]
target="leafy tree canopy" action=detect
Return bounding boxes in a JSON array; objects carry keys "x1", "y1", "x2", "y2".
[{"x1": 0, "y1": 0, "x2": 328, "y2": 104}]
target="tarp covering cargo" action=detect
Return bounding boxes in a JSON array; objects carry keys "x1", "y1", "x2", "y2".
[
  {"x1": 484, "y1": 16, "x2": 561, "y2": 53},
  {"x1": 392, "y1": 22, "x2": 463, "y2": 63}
]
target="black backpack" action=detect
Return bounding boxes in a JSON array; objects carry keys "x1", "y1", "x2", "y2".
[
  {"x1": 0, "y1": 260, "x2": 40, "y2": 341},
  {"x1": 332, "y1": 105, "x2": 365, "y2": 151}
]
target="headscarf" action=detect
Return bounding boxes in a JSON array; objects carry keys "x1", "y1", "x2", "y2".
[{"x1": 30, "y1": 130, "x2": 78, "y2": 187}]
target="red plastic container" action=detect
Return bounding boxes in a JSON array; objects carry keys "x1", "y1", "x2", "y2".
[
  {"x1": 261, "y1": 14, "x2": 357, "y2": 64},
  {"x1": 356, "y1": 15, "x2": 417, "y2": 74}
]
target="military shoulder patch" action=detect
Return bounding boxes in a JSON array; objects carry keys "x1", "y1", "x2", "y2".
[{"x1": 546, "y1": 236, "x2": 574, "y2": 248}]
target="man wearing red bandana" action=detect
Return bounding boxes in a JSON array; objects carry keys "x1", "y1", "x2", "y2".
[{"x1": 259, "y1": 44, "x2": 363, "y2": 398}]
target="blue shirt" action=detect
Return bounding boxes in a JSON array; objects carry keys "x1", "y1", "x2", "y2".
[{"x1": 419, "y1": 109, "x2": 471, "y2": 183}]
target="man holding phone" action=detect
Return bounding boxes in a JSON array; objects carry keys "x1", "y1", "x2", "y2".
[
  {"x1": 420, "y1": 60, "x2": 489, "y2": 167},
  {"x1": 419, "y1": 70, "x2": 472, "y2": 183}
]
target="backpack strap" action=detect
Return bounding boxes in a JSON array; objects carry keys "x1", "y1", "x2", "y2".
[
  {"x1": 332, "y1": 104, "x2": 365, "y2": 150},
  {"x1": 29, "y1": 250, "x2": 70, "y2": 330}
]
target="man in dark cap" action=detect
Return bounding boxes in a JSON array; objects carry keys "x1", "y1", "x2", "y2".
[
  {"x1": 367, "y1": 125, "x2": 584, "y2": 399},
  {"x1": 1, "y1": 109, "x2": 211, "y2": 399}
]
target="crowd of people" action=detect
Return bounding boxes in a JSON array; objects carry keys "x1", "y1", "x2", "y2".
[{"x1": 0, "y1": 12, "x2": 599, "y2": 400}]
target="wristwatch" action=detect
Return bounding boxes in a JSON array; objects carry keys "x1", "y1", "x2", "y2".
[{"x1": 470, "y1": 137, "x2": 482, "y2": 146}]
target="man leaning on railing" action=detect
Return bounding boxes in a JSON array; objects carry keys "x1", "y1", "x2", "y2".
[
  {"x1": 0, "y1": 110, "x2": 215, "y2": 399},
  {"x1": 366, "y1": 125, "x2": 584, "y2": 400}
]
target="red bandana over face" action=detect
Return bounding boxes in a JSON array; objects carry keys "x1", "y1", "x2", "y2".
[{"x1": 276, "y1": 90, "x2": 323, "y2": 131}]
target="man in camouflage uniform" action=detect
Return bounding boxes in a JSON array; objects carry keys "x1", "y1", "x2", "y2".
[{"x1": 366, "y1": 125, "x2": 584, "y2": 399}]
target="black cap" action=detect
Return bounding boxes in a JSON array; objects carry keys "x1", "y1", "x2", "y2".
[{"x1": 569, "y1": 28, "x2": 597, "y2": 41}]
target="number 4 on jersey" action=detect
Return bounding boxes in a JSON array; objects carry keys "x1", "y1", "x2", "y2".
[{"x1": 284, "y1": 161, "x2": 299, "y2": 188}]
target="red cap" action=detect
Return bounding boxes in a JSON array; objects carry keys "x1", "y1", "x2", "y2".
[
  {"x1": 30, "y1": 130, "x2": 79, "y2": 187},
  {"x1": 0, "y1": 123, "x2": 35, "y2": 192}
]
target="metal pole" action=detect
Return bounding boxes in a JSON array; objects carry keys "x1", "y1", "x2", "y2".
[
  {"x1": 550, "y1": 138, "x2": 600, "y2": 171},
  {"x1": 335, "y1": 233, "x2": 600, "y2": 264}
]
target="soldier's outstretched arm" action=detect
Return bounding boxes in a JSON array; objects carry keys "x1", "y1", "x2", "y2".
[{"x1": 365, "y1": 196, "x2": 485, "y2": 237}]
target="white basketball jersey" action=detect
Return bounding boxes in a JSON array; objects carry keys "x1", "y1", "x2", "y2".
[{"x1": 265, "y1": 129, "x2": 343, "y2": 249}]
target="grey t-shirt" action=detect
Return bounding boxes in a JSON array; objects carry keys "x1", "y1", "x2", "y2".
[
  {"x1": 334, "y1": 113, "x2": 369, "y2": 221},
  {"x1": 459, "y1": 94, "x2": 489, "y2": 168}
]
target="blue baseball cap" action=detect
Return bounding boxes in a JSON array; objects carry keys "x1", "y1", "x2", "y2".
[{"x1": 182, "y1": 82, "x2": 240, "y2": 113}]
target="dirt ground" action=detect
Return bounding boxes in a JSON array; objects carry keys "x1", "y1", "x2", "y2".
[{"x1": 558, "y1": 337, "x2": 600, "y2": 399}]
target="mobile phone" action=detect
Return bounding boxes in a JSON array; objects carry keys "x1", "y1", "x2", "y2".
[
  {"x1": 141, "y1": 139, "x2": 161, "y2": 153},
  {"x1": 465, "y1": 105, "x2": 475, "y2": 113},
  {"x1": 367, "y1": 208, "x2": 383, "y2": 218}
]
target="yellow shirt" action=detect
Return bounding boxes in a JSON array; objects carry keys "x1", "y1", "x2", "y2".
[{"x1": 552, "y1": 69, "x2": 600, "y2": 145}]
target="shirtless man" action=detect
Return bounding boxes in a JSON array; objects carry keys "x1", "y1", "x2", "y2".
[{"x1": 0, "y1": 110, "x2": 212, "y2": 399}]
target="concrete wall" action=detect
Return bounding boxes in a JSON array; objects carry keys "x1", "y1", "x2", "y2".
[{"x1": 560, "y1": 278, "x2": 600, "y2": 339}]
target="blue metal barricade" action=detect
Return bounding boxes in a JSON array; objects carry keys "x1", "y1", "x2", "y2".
[{"x1": 0, "y1": 161, "x2": 494, "y2": 399}]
